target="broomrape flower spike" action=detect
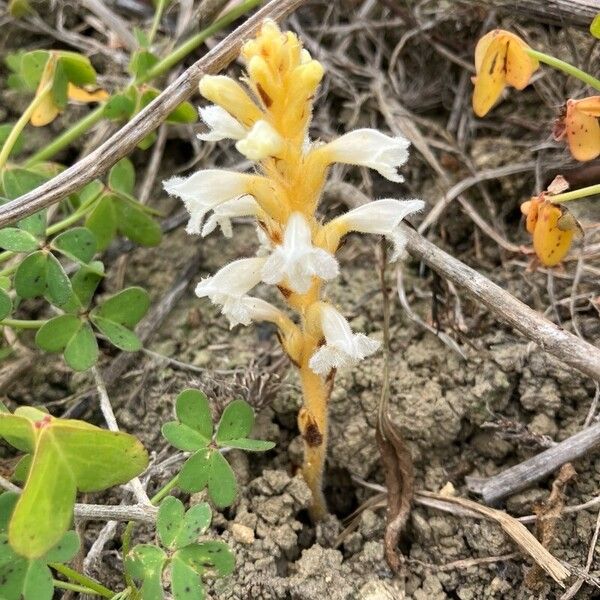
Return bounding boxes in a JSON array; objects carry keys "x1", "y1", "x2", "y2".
[{"x1": 164, "y1": 20, "x2": 422, "y2": 518}]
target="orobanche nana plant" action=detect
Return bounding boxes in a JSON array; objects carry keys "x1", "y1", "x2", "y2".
[{"x1": 164, "y1": 20, "x2": 423, "y2": 517}]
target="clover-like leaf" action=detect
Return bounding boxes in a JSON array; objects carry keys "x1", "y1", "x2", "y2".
[
  {"x1": 44, "y1": 252, "x2": 73, "y2": 307},
  {"x1": 108, "y1": 158, "x2": 135, "y2": 195},
  {"x1": 115, "y1": 198, "x2": 162, "y2": 246},
  {"x1": 0, "y1": 410, "x2": 148, "y2": 557},
  {"x1": 222, "y1": 438, "x2": 275, "y2": 452},
  {"x1": 161, "y1": 422, "x2": 210, "y2": 452},
  {"x1": 85, "y1": 193, "x2": 117, "y2": 251},
  {"x1": 175, "y1": 541, "x2": 235, "y2": 577},
  {"x1": 174, "y1": 502, "x2": 212, "y2": 549},
  {"x1": 0, "y1": 288, "x2": 12, "y2": 321},
  {"x1": 14, "y1": 251, "x2": 48, "y2": 299},
  {"x1": 0, "y1": 228, "x2": 39, "y2": 252},
  {"x1": 89, "y1": 286, "x2": 149, "y2": 350},
  {"x1": 63, "y1": 321, "x2": 98, "y2": 371},
  {"x1": 215, "y1": 399, "x2": 254, "y2": 444},
  {"x1": 125, "y1": 544, "x2": 167, "y2": 600},
  {"x1": 51, "y1": 227, "x2": 96, "y2": 263},
  {"x1": 207, "y1": 451, "x2": 237, "y2": 508},
  {"x1": 178, "y1": 449, "x2": 211, "y2": 494},
  {"x1": 35, "y1": 314, "x2": 81, "y2": 353},
  {"x1": 171, "y1": 554, "x2": 203, "y2": 600},
  {"x1": 157, "y1": 496, "x2": 185, "y2": 549},
  {"x1": 176, "y1": 389, "x2": 213, "y2": 439},
  {"x1": 103, "y1": 90, "x2": 136, "y2": 121},
  {"x1": 173, "y1": 449, "x2": 236, "y2": 508},
  {"x1": 70, "y1": 261, "x2": 104, "y2": 310},
  {"x1": 92, "y1": 286, "x2": 149, "y2": 328}
]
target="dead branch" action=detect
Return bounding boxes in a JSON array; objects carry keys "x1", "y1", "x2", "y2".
[
  {"x1": 0, "y1": 0, "x2": 307, "y2": 228},
  {"x1": 457, "y1": 0, "x2": 600, "y2": 28},
  {"x1": 417, "y1": 490, "x2": 570, "y2": 585},
  {"x1": 399, "y1": 223, "x2": 600, "y2": 381},
  {"x1": 466, "y1": 421, "x2": 600, "y2": 504}
]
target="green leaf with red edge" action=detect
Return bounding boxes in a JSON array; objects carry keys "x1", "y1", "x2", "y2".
[{"x1": 0, "y1": 410, "x2": 148, "y2": 558}]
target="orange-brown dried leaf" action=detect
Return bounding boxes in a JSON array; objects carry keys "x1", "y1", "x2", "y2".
[
  {"x1": 30, "y1": 55, "x2": 59, "y2": 127},
  {"x1": 533, "y1": 202, "x2": 576, "y2": 266},
  {"x1": 472, "y1": 30, "x2": 537, "y2": 117},
  {"x1": 565, "y1": 98, "x2": 600, "y2": 161},
  {"x1": 67, "y1": 83, "x2": 109, "y2": 103}
]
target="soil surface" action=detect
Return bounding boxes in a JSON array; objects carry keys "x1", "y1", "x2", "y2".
[{"x1": 1, "y1": 1, "x2": 600, "y2": 599}]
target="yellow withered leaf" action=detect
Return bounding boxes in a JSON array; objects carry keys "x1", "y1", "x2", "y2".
[
  {"x1": 30, "y1": 55, "x2": 59, "y2": 127},
  {"x1": 565, "y1": 98, "x2": 600, "y2": 161},
  {"x1": 533, "y1": 202, "x2": 576, "y2": 267},
  {"x1": 472, "y1": 30, "x2": 538, "y2": 117},
  {"x1": 67, "y1": 83, "x2": 109, "y2": 103},
  {"x1": 520, "y1": 196, "x2": 540, "y2": 234}
]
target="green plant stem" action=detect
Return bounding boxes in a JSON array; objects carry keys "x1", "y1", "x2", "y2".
[
  {"x1": 150, "y1": 475, "x2": 179, "y2": 504},
  {"x1": 551, "y1": 184, "x2": 600, "y2": 204},
  {"x1": 137, "y1": 0, "x2": 264, "y2": 84},
  {"x1": 50, "y1": 563, "x2": 114, "y2": 599},
  {"x1": 52, "y1": 580, "x2": 104, "y2": 596},
  {"x1": 0, "y1": 318, "x2": 46, "y2": 329},
  {"x1": 46, "y1": 191, "x2": 101, "y2": 235},
  {"x1": 26, "y1": 0, "x2": 263, "y2": 165},
  {"x1": 527, "y1": 49, "x2": 600, "y2": 91},
  {"x1": 25, "y1": 106, "x2": 105, "y2": 166},
  {"x1": 0, "y1": 83, "x2": 53, "y2": 170},
  {"x1": 148, "y1": 0, "x2": 168, "y2": 44}
]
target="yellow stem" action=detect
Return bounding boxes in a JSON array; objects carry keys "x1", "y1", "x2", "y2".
[{"x1": 298, "y1": 341, "x2": 330, "y2": 520}]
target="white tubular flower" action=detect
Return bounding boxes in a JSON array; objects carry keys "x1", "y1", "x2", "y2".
[
  {"x1": 197, "y1": 105, "x2": 247, "y2": 142},
  {"x1": 262, "y1": 212, "x2": 339, "y2": 294},
  {"x1": 201, "y1": 195, "x2": 260, "y2": 238},
  {"x1": 195, "y1": 257, "x2": 267, "y2": 328},
  {"x1": 309, "y1": 304, "x2": 380, "y2": 375},
  {"x1": 236, "y1": 120, "x2": 284, "y2": 160},
  {"x1": 164, "y1": 170, "x2": 251, "y2": 234},
  {"x1": 337, "y1": 198, "x2": 425, "y2": 261},
  {"x1": 321, "y1": 129, "x2": 410, "y2": 182}
]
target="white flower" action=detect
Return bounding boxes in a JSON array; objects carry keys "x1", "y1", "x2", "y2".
[
  {"x1": 195, "y1": 257, "x2": 267, "y2": 328},
  {"x1": 262, "y1": 212, "x2": 339, "y2": 293},
  {"x1": 196, "y1": 104, "x2": 283, "y2": 161},
  {"x1": 321, "y1": 129, "x2": 410, "y2": 182},
  {"x1": 197, "y1": 105, "x2": 247, "y2": 142},
  {"x1": 163, "y1": 169, "x2": 252, "y2": 234},
  {"x1": 201, "y1": 195, "x2": 259, "y2": 238},
  {"x1": 309, "y1": 304, "x2": 380, "y2": 375},
  {"x1": 236, "y1": 120, "x2": 284, "y2": 160},
  {"x1": 335, "y1": 198, "x2": 424, "y2": 261}
]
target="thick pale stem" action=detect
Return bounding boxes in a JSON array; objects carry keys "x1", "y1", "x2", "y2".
[{"x1": 298, "y1": 350, "x2": 330, "y2": 519}]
